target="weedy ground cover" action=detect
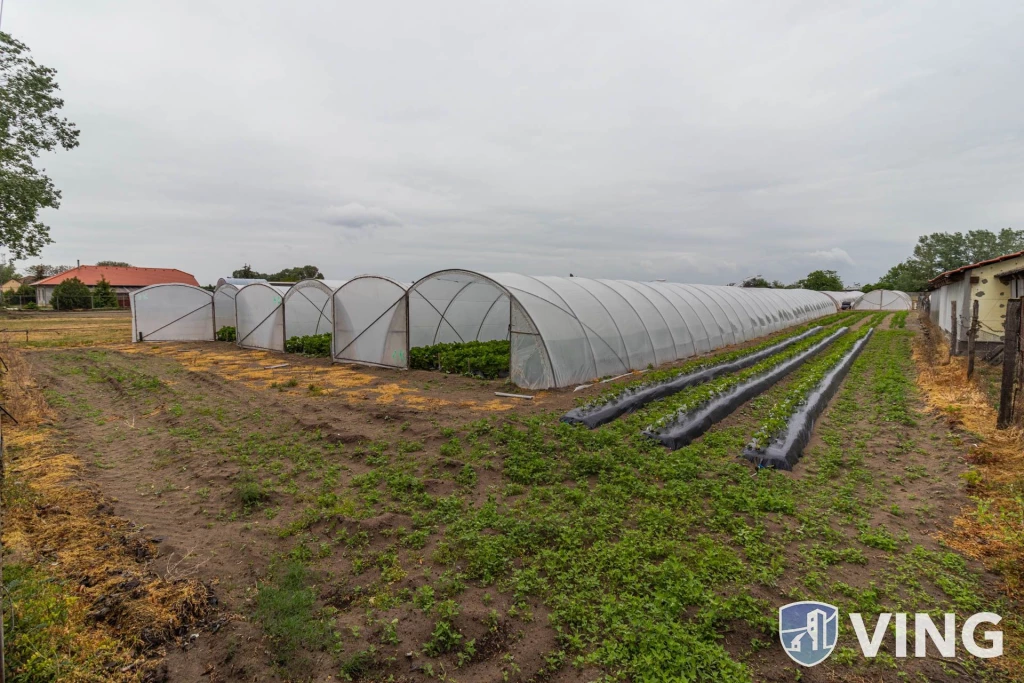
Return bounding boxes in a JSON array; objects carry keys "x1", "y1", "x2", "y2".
[{"x1": 7, "y1": 312, "x2": 1019, "y2": 681}]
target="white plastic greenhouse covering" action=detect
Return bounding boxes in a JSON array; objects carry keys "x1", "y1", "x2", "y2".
[
  {"x1": 130, "y1": 284, "x2": 214, "y2": 342},
  {"x1": 821, "y1": 291, "x2": 864, "y2": 308},
  {"x1": 216, "y1": 277, "x2": 267, "y2": 287},
  {"x1": 404, "y1": 270, "x2": 836, "y2": 389},
  {"x1": 283, "y1": 279, "x2": 346, "y2": 339},
  {"x1": 853, "y1": 290, "x2": 912, "y2": 311},
  {"x1": 332, "y1": 276, "x2": 410, "y2": 368},
  {"x1": 235, "y1": 283, "x2": 292, "y2": 351}
]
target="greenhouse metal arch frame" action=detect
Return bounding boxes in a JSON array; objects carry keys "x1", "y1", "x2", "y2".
[{"x1": 401, "y1": 270, "x2": 836, "y2": 389}]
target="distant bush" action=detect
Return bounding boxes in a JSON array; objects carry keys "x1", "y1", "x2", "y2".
[
  {"x1": 51, "y1": 277, "x2": 92, "y2": 310},
  {"x1": 285, "y1": 333, "x2": 331, "y2": 357},
  {"x1": 216, "y1": 326, "x2": 236, "y2": 342},
  {"x1": 409, "y1": 340, "x2": 510, "y2": 379}
]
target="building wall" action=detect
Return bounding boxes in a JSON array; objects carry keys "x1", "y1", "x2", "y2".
[
  {"x1": 931, "y1": 277, "x2": 968, "y2": 339},
  {"x1": 972, "y1": 256, "x2": 1024, "y2": 343}
]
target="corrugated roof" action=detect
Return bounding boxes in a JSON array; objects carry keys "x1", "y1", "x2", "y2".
[
  {"x1": 928, "y1": 250, "x2": 1024, "y2": 288},
  {"x1": 35, "y1": 265, "x2": 199, "y2": 288}
]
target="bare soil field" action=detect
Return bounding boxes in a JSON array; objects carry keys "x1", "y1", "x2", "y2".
[{"x1": 2, "y1": 310, "x2": 1021, "y2": 682}]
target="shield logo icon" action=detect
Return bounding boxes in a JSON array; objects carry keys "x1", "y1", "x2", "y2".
[{"x1": 779, "y1": 601, "x2": 839, "y2": 667}]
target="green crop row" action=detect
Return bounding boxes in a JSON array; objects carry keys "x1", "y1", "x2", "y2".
[
  {"x1": 409, "y1": 340, "x2": 511, "y2": 379},
  {"x1": 577, "y1": 311, "x2": 869, "y2": 410},
  {"x1": 748, "y1": 325, "x2": 874, "y2": 450},
  {"x1": 285, "y1": 333, "x2": 331, "y2": 357},
  {"x1": 643, "y1": 325, "x2": 849, "y2": 432},
  {"x1": 892, "y1": 311, "x2": 909, "y2": 328}
]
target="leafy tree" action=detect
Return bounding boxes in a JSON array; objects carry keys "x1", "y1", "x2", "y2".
[
  {"x1": 96, "y1": 260, "x2": 131, "y2": 267},
  {"x1": 1, "y1": 32, "x2": 80, "y2": 258},
  {"x1": 232, "y1": 264, "x2": 262, "y2": 278},
  {"x1": 51, "y1": 276, "x2": 91, "y2": 309},
  {"x1": 0, "y1": 261, "x2": 17, "y2": 282},
  {"x1": 92, "y1": 277, "x2": 118, "y2": 308},
  {"x1": 874, "y1": 228, "x2": 1024, "y2": 292},
  {"x1": 740, "y1": 276, "x2": 770, "y2": 288},
  {"x1": 231, "y1": 264, "x2": 323, "y2": 281},
  {"x1": 796, "y1": 270, "x2": 844, "y2": 291},
  {"x1": 26, "y1": 263, "x2": 71, "y2": 279}
]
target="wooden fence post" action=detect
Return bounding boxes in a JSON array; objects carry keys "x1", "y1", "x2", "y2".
[
  {"x1": 950, "y1": 301, "x2": 958, "y2": 356},
  {"x1": 967, "y1": 299, "x2": 979, "y2": 379},
  {"x1": 997, "y1": 299, "x2": 1022, "y2": 429}
]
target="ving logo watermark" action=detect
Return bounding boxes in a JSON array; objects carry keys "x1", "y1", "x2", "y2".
[
  {"x1": 779, "y1": 602, "x2": 1003, "y2": 667},
  {"x1": 780, "y1": 602, "x2": 839, "y2": 666}
]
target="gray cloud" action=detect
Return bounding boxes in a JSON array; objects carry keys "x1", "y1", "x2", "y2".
[
  {"x1": 5, "y1": 1, "x2": 1024, "y2": 286},
  {"x1": 323, "y1": 203, "x2": 402, "y2": 230}
]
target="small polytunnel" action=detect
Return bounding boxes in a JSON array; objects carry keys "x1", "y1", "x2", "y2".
[
  {"x1": 853, "y1": 290, "x2": 912, "y2": 310},
  {"x1": 130, "y1": 284, "x2": 214, "y2": 342},
  {"x1": 213, "y1": 279, "x2": 267, "y2": 332},
  {"x1": 404, "y1": 271, "x2": 836, "y2": 390},
  {"x1": 235, "y1": 283, "x2": 292, "y2": 351},
  {"x1": 332, "y1": 276, "x2": 410, "y2": 368},
  {"x1": 283, "y1": 279, "x2": 346, "y2": 340},
  {"x1": 821, "y1": 291, "x2": 864, "y2": 309}
]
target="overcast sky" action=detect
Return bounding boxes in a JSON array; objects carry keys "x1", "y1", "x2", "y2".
[{"x1": 5, "y1": 1, "x2": 1024, "y2": 286}]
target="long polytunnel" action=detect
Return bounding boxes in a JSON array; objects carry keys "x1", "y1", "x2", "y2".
[
  {"x1": 853, "y1": 290, "x2": 912, "y2": 310},
  {"x1": 130, "y1": 284, "x2": 215, "y2": 342},
  {"x1": 332, "y1": 276, "x2": 410, "y2": 368},
  {"x1": 235, "y1": 283, "x2": 293, "y2": 351},
  {"x1": 403, "y1": 271, "x2": 836, "y2": 390},
  {"x1": 283, "y1": 279, "x2": 346, "y2": 340}
]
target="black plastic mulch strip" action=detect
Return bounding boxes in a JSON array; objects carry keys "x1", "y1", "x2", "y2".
[
  {"x1": 560, "y1": 326, "x2": 825, "y2": 429},
  {"x1": 743, "y1": 328, "x2": 874, "y2": 471},
  {"x1": 641, "y1": 327, "x2": 849, "y2": 450}
]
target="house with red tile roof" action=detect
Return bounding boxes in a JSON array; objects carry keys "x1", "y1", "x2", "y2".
[{"x1": 34, "y1": 265, "x2": 200, "y2": 308}]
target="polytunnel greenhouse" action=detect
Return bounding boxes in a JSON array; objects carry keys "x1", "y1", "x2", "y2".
[
  {"x1": 821, "y1": 291, "x2": 863, "y2": 308},
  {"x1": 213, "y1": 279, "x2": 267, "y2": 332},
  {"x1": 332, "y1": 276, "x2": 410, "y2": 368},
  {"x1": 400, "y1": 271, "x2": 836, "y2": 389},
  {"x1": 130, "y1": 284, "x2": 215, "y2": 342},
  {"x1": 234, "y1": 283, "x2": 293, "y2": 351},
  {"x1": 853, "y1": 290, "x2": 912, "y2": 311},
  {"x1": 283, "y1": 279, "x2": 346, "y2": 339}
]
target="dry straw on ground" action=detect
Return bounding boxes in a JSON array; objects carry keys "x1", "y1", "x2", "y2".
[
  {"x1": 913, "y1": 320, "x2": 1024, "y2": 595},
  {"x1": 2, "y1": 345, "x2": 212, "y2": 681}
]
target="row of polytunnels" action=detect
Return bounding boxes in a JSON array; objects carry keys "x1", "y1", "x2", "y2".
[{"x1": 130, "y1": 270, "x2": 906, "y2": 389}]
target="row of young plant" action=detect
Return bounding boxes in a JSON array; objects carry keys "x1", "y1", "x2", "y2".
[
  {"x1": 638, "y1": 325, "x2": 847, "y2": 432},
  {"x1": 639, "y1": 323, "x2": 851, "y2": 433},
  {"x1": 746, "y1": 324, "x2": 875, "y2": 452},
  {"x1": 285, "y1": 333, "x2": 332, "y2": 357},
  {"x1": 409, "y1": 340, "x2": 511, "y2": 379},
  {"x1": 577, "y1": 310, "x2": 870, "y2": 411}
]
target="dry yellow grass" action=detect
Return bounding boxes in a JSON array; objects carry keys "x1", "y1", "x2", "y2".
[
  {"x1": 1, "y1": 346, "x2": 210, "y2": 680},
  {"x1": 912, "y1": 320, "x2": 1024, "y2": 676},
  {"x1": 129, "y1": 342, "x2": 517, "y2": 412},
  {"x1": 0, "y1": 311, "x2": 132, "y2": 348}
]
